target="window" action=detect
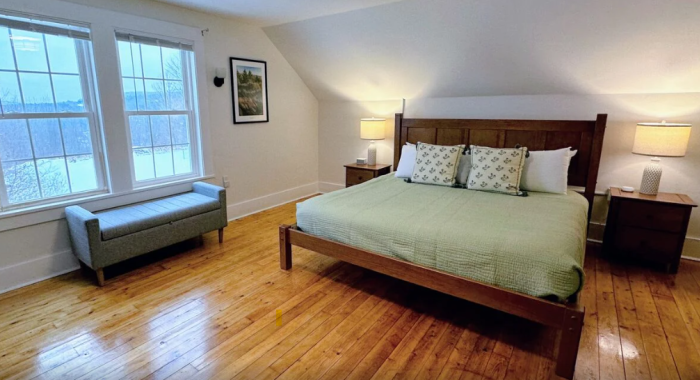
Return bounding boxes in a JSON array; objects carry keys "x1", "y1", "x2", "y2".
[
  {"x1": 0, "y1": 12, "x2": 104, "y2": 208},
  {"x1": 116, "y1": 32, "x2": 199, "y2": 184}
]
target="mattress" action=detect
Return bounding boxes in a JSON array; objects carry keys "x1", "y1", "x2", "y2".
[{"x1": 296, "y1": 175, "x2": 588, "y2": 301}]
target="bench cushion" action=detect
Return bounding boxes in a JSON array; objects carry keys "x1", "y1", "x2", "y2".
[{"x1": 96, "y1": 193, "x2": 221, "y2": 241}]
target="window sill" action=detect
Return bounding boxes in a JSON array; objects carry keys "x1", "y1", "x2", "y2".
[{"x1": 0, "y1": 174, "x2": 216, "y2": 233}]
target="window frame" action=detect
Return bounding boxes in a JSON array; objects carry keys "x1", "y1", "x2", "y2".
[
  {"x1": 115, "y1": 32, "x2": 202, "y2": 188},
  {"x1": 0, "y1": 19, "x2": 108, "y2": 211}
]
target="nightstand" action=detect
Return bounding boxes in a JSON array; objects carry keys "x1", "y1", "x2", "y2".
[
  {"x1": 603, "y1": 187, "x2": 697, "y2": 273},
  {"x1": 344, "y1": 163, "x2": 391, "y2": 187}
]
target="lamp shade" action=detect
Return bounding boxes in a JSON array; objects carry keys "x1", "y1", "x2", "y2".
[
  {"x1": 632, "y1": 122, "x2": 691, "y2": 157},
  {"x1": 360, "y1": 118, "x2": 386, "y2": 140}
]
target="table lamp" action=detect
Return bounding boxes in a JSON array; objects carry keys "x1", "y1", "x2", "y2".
[
  {"x1": 360, "y1": 118, "x2": 385, "y2": 165},
  {"x1": 632, "y1": 121, "x2": 692, "y2": 195}
]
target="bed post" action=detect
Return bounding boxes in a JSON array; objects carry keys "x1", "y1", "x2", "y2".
[
  {"x1": 279, "y1": 224, "x2": 292, "y2": 270},
  {"x1": 555, "y1": 306, "x2": 585, "y2": 379},
  {"x1": 393, "y1": 113, "x2": 403, "y2": 170},
  {"x1": 584, "y1": 113, "x2": 607, "y2": 221}
]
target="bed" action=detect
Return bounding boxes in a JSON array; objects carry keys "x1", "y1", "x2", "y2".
[{"x1": 279, "y1": 113, "x2": 607, "y2": 379}]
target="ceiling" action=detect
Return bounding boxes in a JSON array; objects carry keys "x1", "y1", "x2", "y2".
[
  {"x1": 153, "y1": 0, "x2": 404, "y2": 26},
  {"x1": 264, "y1": 0, "x2": 700, "y2": 101}
]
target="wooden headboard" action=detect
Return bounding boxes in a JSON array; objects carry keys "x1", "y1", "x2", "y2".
[{"x1": 393, "y1": 113, "x2": 607, "y2": 212}]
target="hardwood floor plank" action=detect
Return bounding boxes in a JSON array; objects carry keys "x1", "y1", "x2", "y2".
[
  {"x1": 595, "y1": 255, "x2": 625, "y2": 380},
  {"x1": 574, "y1": 252, "x2": 599, "y2": 380},
  {"x1": 627, "y1": 267, "x2": 681, "y2": 380},
  {"x1": 610, "y1": 263, "x2": 652, "y2": 380}
]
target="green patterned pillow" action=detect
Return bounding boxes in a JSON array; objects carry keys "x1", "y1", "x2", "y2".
[
  {"x1": 411, "y1": 143, "x2": 465, "y2": 186},
  {"x1": 467, "y1": 145, "x2": 527, "y2": 195}
]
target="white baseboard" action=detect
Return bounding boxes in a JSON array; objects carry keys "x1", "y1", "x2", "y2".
[
  {"x1": 227, "y1": 182, "x2": 319, "y2": 220},
  {"x1": 0, "y1": 249, "x2": 79, "y2": 295},
  {"x1": 318, "y1": 181, "x2": 344, "y2": 193}
]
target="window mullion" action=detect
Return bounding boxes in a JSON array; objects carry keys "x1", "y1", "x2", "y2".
[
  {"x1": 7, "y1": 28, "x2": 26, "y2": 113},
  {"x1": 22, "y1": 119, "x2": 44, "y2": 199},
  {"x1": 41, "y1": 34, "x2": 58, "y2": 112}
]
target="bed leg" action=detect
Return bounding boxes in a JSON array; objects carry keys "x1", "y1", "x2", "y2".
[
  {"x1": 279, "y1": 225, "x2": 292, "y2": 270},
  {"x1": 555, "y1": 307, "x2": 584, "y2": 379}
]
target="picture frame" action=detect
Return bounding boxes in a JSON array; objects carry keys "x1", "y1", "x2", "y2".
[{"x1": 229, "y1": 57, "x2": 269, "y2": 124}]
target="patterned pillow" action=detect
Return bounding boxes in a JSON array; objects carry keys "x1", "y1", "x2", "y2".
[
  {"x1": 467, "y1": 145, "x2": 527, "y2": 195},
  {"x1": 411, "y1": 143, "x2": 465, "y2": 186}
]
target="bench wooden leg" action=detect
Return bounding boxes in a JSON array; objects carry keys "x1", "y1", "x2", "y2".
[
  {"x1": 555, "y1": 307, "x2": 584, "y2": 379},
  {"x1": 96, "y1": 268, "x2": 105, "y2": 287},
  {"x1": 218, "y1": 228, "x2": 224, "y2": 244},
  {"x1": 279, "y1": 225, "x2": 292, "y2": 270}
]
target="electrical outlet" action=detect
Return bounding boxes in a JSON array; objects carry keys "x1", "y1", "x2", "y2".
[{"x1": 222, "y1": 176, "x2": 230, "y2": 188}]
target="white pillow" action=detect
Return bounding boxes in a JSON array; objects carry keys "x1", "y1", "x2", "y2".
[
  {"x1": 520, "y1": 147, "x2": 576, "y2": 194},
  {"x1": 395, "y1": 143, "x2": 416, "y2": 178}
]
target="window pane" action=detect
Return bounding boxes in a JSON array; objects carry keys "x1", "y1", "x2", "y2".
[
  {"x1": 117, "y1": 41, "x2": 133, "y2": 77},
  {"x1": 19, "y1": 72, "x2": 55, "y2": 112},
  {"x1": 133, "y1": 148, "x2": 154, "y2": 181},
  {"x1": 150, "y1": 115, "x2": 170, "y2": 146},
  {"x1": 11, "y1": 29, "x2": 48, "y2": 72},
  {"x1": 0, "y1": 27, "x2": 15, "y2": 70},
  {"x1": 36, "y1": 157, "x2": 70, "y2": 197},
  {"x1": 144, "y1": 79, "x2": 165, "y2": 110},
  {"x1": 61, "y1": 118, "x2": 93, "y2": 155},
  {"x1": 166, "y1": 80, "x2": 185, "y2": 110},
  {"x1": 45, "y1": 35, "x2": 79, "y2": 74},
  {"x1": 153, "y1": 145, "x2": 173, "y2": 177},
  {"x1": 52, "y1": 74, "x2": 85, "y2": 112},
  {"x1": 122, "y1": 78, "x2": 136, "y2": 111},
  {"x1": 140, "y1": 44, "x2": 162, "y2": 79},
  {"x1": 67, "y1": 154, "x2": 97, "y2": 192},
  {"x1": 0, "y1": 71, "x2": 23, "y2": 113},
  {"x1": 29, "y1": 118, "x2": 63, "y2": 158},
  {"x1": 0, "y1": 119, "x2": 33, "y2": 161},
  {"x1": 129, "y1": 115, "x2": 151, "y2": 147},
  {"x1": 3, "y1": 160, "x2": 41, "y2": 204},
  {"x1": 170, "y1": 115, "x2": 189, "y2": 144},
  {"x1": 161, "y1": 48, "x2": 181, "y2": 80},
  {"x1": 173, "y1": 144, "x2": 191, "y2": 175}
]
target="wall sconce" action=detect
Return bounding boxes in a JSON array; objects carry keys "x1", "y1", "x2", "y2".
[{"x1": 214, "y1": 67, "x2": 227, "y2": 87}]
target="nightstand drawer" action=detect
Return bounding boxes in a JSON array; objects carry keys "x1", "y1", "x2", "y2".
[
  {"x1": 617, "y1": 202, "x2": 687, "y2": 233},
  {"x1": 614, "y1": 225, "x2": 680, "y2": 262},
  {"x1": 346, "y1": 168, "x2": 372, "y2": 186}
]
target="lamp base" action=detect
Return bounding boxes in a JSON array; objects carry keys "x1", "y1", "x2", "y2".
[
  {"x1": 639, "y1": 157, "x2": 662, "y2": 195},
  {"x1": 367, "y1": 141, "x2": 377, "y2": 166}
]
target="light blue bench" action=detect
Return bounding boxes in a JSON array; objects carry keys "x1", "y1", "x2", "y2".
[{"x1": 65, "y1": 182, "x2": 227, "y2": 286}]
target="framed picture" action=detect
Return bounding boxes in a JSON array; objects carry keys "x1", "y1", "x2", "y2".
[{"x1": 230, "y1": 57, "x2": 269, "y2": 124}]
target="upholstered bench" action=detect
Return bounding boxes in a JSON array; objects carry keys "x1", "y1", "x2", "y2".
[{"x1": 65, "y1": 182, "x2": 227, "y2": 286}]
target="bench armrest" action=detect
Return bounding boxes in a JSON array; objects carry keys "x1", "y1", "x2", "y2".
[
  {"x1": 193, "y1": 182, "x2": 227, "y2": 226},
  {"x1": 65, "y1": 206, "x2": 102, "y2": 268}
]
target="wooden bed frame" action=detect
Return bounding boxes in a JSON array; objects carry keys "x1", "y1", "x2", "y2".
[{"x1": 279, "y1": 113, "x2": 607, "y2": 379}]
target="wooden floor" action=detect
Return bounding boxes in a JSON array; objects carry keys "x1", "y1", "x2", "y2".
[{"x1": 1, "y1": 200, "x2": 700, "y2": 380}]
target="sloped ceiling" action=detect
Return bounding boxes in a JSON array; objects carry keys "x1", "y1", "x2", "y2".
[
  {"x1": 264, "y1": 0, "x2": 700, "y2": 101},
  {"x1": 153, "y1": 0, "x2": 404, "y2": 26}
]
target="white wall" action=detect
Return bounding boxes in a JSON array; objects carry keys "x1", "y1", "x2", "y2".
[
  {"x1": 0, "y1": 0, "x2": 319, "y2": 293},
  {"x1": 318, "y1": 93, "x2": 700, "y2": 258}
]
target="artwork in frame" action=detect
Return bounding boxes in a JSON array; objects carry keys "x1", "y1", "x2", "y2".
[{"x1": 230, "y1": 57, "x2": 269, "y2": 124}]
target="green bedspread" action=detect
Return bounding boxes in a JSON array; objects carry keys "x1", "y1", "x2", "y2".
[{"x1": 296, "y1": 175, "x2": 588, "y2": 300}]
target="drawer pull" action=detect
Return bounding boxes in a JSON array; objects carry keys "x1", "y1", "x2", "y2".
[{"x1": 358, "y1": 176, "x2": 363, "y2": 180}]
